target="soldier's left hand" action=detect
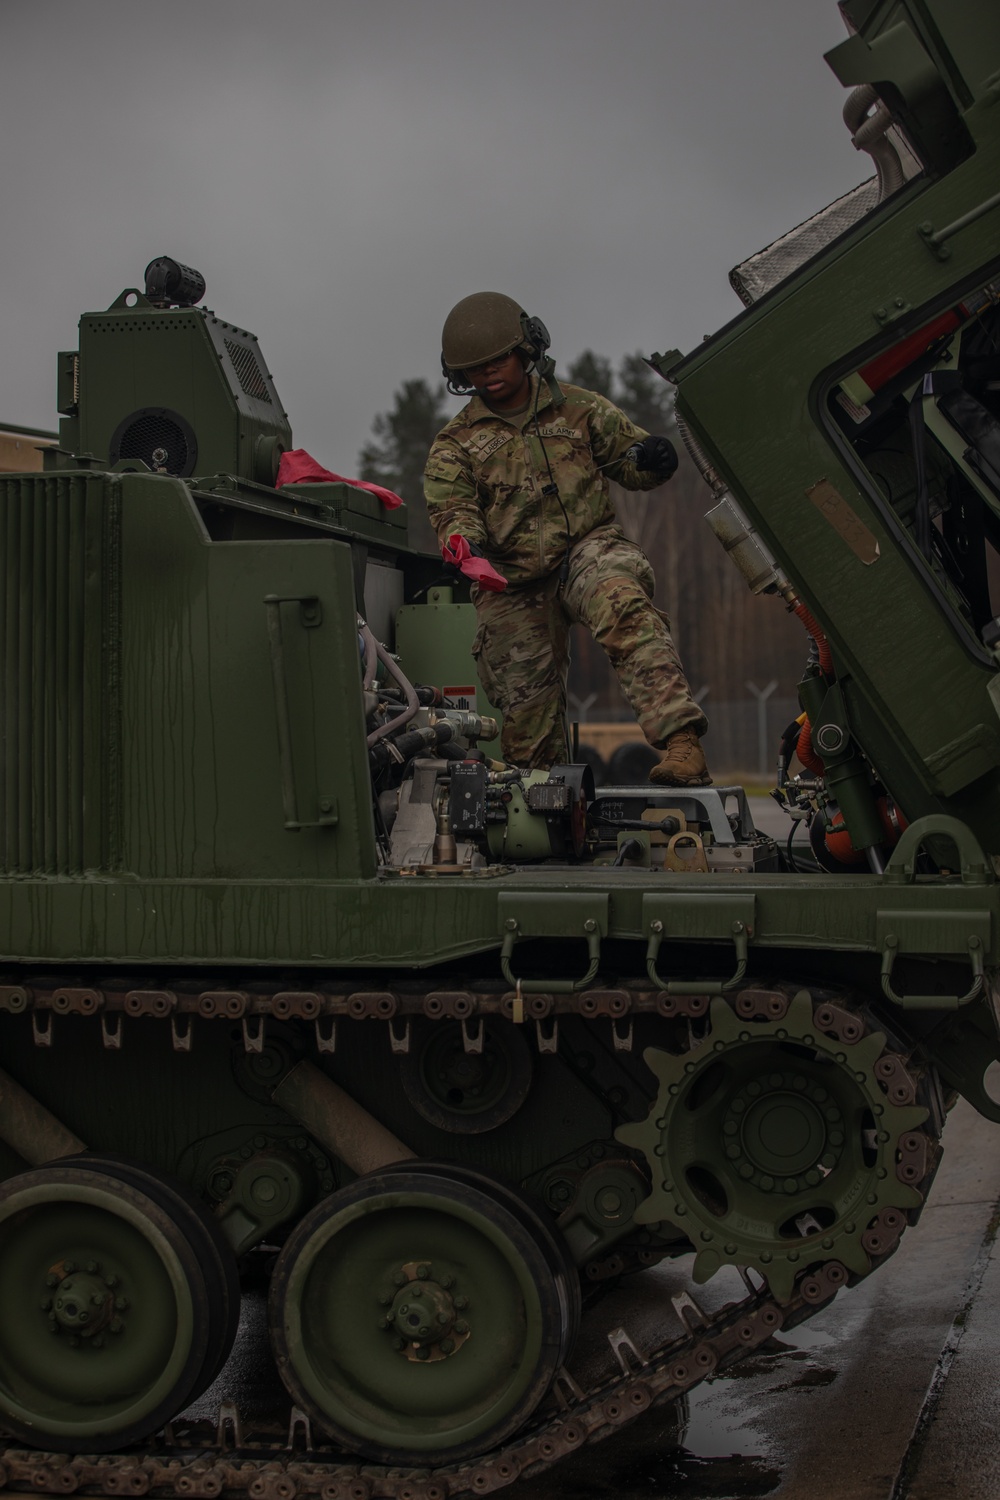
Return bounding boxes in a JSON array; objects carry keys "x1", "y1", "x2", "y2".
[{"x1": 633, "y1": 435, "x2": 678, "y2": 480}]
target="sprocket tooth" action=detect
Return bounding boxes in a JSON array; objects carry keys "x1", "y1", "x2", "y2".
[
  {"x1": 642, "y1": 1045, "x2": 685, "y2": 1085},
  {"x1": 692, "y1": 1247, "x2": 722, "y2": 1283},
  {"x1": 633, "y1": 1192, "x2": 682, "y2": 1230},
  {"x1": 882, "y1": 1181, "x2": 922, "y2": 1211},
  {"x1": 759, "y1": 1259, "x2": 795, "y2": 1303},
  {"x1": 851, "y1": 1030, "x2": 889, "y2": 1071},
  {"x1": 837, "y1": 1238, "x2": 872, "y2": 1277},
  {"x1": 614, "y1": 1120, "x2": 648, "y2": 1152},
  {"x1": 786, "y1": 989, "x2": 816, "y2": 1031},
  {"x1": 887, "y1": 1103, "x2": 930, "y2": 1131}
]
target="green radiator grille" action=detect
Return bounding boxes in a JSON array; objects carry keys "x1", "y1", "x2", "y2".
[{"x1": 0, "y1": 473, "x2": 120, "y2": 874}]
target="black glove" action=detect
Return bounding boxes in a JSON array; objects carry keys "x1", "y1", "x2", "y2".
[{"x1": 632, "y1": 434, "x2": 678, "y2": 480}]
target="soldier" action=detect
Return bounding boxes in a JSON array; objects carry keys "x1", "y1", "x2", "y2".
[{"x1": 423, "y1": 292, "x2": 710, "y2": 786}]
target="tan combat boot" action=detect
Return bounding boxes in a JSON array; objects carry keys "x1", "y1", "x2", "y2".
[{"x1": 649, "y1": 729, "x2": 712, "y2": 786}]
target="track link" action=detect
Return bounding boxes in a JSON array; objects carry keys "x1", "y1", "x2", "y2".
[{"x1": 0, "y1": 983, "x2": 941, "y2": 1497}]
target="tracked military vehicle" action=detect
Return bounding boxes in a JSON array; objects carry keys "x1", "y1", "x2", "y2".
[{"x1": 2, "y1": 0, "x2": 1000, "y2": 1493}]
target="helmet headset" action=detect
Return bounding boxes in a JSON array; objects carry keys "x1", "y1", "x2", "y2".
[{"x1": 439, "y1": 293, "x2": 551, "y2": 396}]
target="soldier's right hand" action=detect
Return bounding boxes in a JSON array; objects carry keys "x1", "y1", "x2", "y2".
[{"x1": 442, "y1": 534, "x2": 508, "y2": 592}]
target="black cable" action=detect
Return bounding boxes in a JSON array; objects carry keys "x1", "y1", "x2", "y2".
[
  {"x1": 784, "y1": 818, "x2": 822, "y2": 875},
  {"x1": 531, "y1": 369, "x2": 574, "y2": 585}
]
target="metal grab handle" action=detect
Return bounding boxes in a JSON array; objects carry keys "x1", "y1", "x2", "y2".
[
  {"x1": 883, "y1": 815, "x2": 992, "y2": 886},
  {"x1": 500, "y1": 918, "x2": 601, "y2": 994},
  {"x1": 264, "y1": 594, "x2": 337, "y2": 832},
  {"x1": 880, "y1": 932, "x2": 985, "y2": 1010},
  {"x1": 645, "y1": 918, "x2": 749, "y2": 995}
]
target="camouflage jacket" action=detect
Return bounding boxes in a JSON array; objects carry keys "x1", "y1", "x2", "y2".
[{"x1": 423, "y1": 376, "x2": 662, "y2": 584}]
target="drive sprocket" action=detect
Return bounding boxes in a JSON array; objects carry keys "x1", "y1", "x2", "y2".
[{"x1": 617, "y1": 988, "x2": 933, "y2": 1300}]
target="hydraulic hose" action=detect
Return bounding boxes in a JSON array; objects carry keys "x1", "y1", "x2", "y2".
[
  {"x1": 796, "y1": 716, "x2": 826, "y2": 777},
  {"x1": 358, "y1": 618, "x2": 379, "y2": 692},
  {"x1": 366, "y1": 638, "x2": 420, "y2": 747},
  {"x1": 793, "y1": 603, "x2": 834, "y2": 679}
]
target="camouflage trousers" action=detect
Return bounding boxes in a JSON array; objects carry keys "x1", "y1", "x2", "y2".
[{"x1": 472, "y1": 525, "x2": 708, "y2": 768}]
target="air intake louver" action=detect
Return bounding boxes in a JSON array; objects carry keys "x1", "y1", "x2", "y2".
[
  {"x1": 225, "y1": 338, "x2": 272, "y2": 403},
  {"x1": 0, "y1": 474, "x2": 121, "y2": 874}
]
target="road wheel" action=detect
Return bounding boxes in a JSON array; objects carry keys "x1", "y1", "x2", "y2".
[
  {"x1": 0, "y1": 1163, "x2": 214, "y2": 1449},
  {"x1": 269, "y1": 1163, "x2": 578, "y2": 1463}
]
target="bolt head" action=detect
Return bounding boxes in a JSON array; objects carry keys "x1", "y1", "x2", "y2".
[
  {"x1": 416, "y1": 1264, "x2": 430, "y2": 1279},
  {"x1": 92, "y1": 1294, "x2": 105, "y2": 1308},
  {"x1": 46, "y1": 1274, "x2": 59, "y2": 1288},
  {"x1": 86, "y1": 1261, "x2": 99, "y2": 1274},
  {"x1": 105, "y1": 1274, "x2": 119, "y2": 1289},
  {"x1": 454, "y1": 1319, "x2": 469, "y2": 1335},
  {"x1": 415, "y1": 1347, "x2": 430, "y2": 1361},
  {"x1": 440, "y1": 1338, "x2": 454, "y2": 1354},
  {"x1": 110, "y1": 1318, "x2": 123, "y2": 1334},
  {"x1": 114, "y1": 1296, "x2": 128, "y2": 1311},
  {"x1": 393, "y1": 1272, "x2": 407, "y2": 1287},
  {"x1": 40, "y1": 1299, "x2": 52, "y2": 1312},
  {"x1": 454, "y1": 1295, "x2": 469, "y2": 1310}
]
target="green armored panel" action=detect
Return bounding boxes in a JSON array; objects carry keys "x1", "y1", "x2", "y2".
[
  {"x1": 287, "y1": 481, "x2": 408, "y2": 545},
  {"x1": 116, "y1": 472, "x2": 376, "y2": 880},
  {"x1": 670, "y1": 0, "x2": 1000, "y2": 851},
  {"x1": 395, "y1": 586, "x2": 501, "y2": 745},
  {"x1": 67, "y1": 291, "x2": 291, "y2": 487}
]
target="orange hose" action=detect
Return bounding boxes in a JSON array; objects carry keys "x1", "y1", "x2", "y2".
[
  {"x1": 796, "y1": 716, "x2": 825, "y2": 776},
  {"x1": 794, "y1": 604, "x2": 834, "y2": 678},
  {"x1": 792, "y1": 603, "x2": 833, "y2": 774}
]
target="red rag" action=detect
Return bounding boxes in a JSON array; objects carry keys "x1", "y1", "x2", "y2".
[
  {"x1": 275, "y1": 448, "x2": 404, "y2": 509},
  {"x1": 442, "y1": 534, "x2": 508, "y2": 592}
]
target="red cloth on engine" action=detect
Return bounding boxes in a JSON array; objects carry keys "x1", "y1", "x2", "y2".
[
  {"x1": 442, "y1": 533, "x2": 508, "y2": 592},
  {"x1": 275, "y1": 449, "x2": 404, "y2": 509}
]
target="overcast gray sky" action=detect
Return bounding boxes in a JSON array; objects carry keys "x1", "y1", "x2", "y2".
[{"x1": 2, "y1": 1, "x2": 868, "y2": 465}]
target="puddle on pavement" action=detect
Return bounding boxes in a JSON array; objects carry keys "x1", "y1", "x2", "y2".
[{"x1": 512, "y1": 1395, "x2": 780, "y2": 1498}]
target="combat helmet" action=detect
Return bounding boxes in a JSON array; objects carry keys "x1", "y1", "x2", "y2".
[{"x1": 440, "y1": 292, "x2": 550, "y2": 392}]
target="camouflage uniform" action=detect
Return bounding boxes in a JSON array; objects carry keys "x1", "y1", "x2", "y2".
[{"x1": 424, "y1": 376, "x2": 707, "y2": 767}]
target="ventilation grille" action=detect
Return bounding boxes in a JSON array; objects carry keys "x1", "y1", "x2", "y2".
[
  {"x1": 225, "y1": 338, "x2": 272, "y2": 403},
  {"x1": 109, "y1": 407, "x2": 197, "y2": 477},
  {"x1": 0, "y1": 474, "x2": 121, "y2": 874}
]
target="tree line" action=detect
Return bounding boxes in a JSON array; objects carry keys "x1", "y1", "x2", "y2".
[{"x1": 359, "y1": 357, "x2": 808, "y2": 719}]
